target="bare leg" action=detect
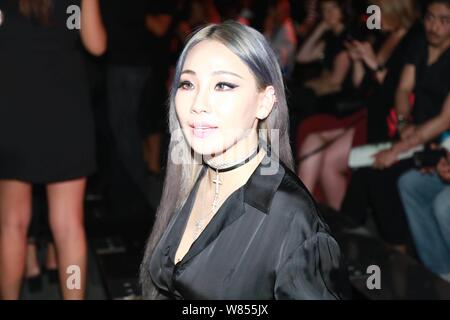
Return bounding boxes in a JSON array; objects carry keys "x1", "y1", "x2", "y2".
[
  {"x1": 25, "y1": 241, "x2": 41, "y2": 278},
  {"x1": 321, "y1": 128, "x2": 355, "y2": 211},
  {"x1": 297, "y1": 133, "x2": 326, "y2": 193},
  {"x1": 45, "y1": 242, "x2": 58, "y2": 270},
  {"x1": 298, "y1": 128, "x2": 350, "y2": 194},
  {"x1": 0, "y1": 180, "x2": 32, "y2": 299},
  {"x1": 46, "y1": 178, "x2": 87, "y2": 300}
]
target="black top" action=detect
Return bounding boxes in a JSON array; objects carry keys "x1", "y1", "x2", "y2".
[
  {"x1": 323, "y1": 30, "x2": 347, "y2": 71},
  {"x1": 367, "y1": 23, "x2": 424, "y2": 143},
  {"x1": 148, "y1": 151, "x2": 351, "y2": 300},
  {"x1": 147, "y1": 0, "x2": 176, "y2": 71},
  {"x1": 407, "y1": 35, "x2": 450, "y2": 125},
  {"x1": 322, "y1": 29, "x2": 352, "y2": 91},
  {"x1": 100, "y1": 0, "x2": 175, "y2": 66},
  {"x1": 0, "y1": 0, "x2": 96, "y2": 183}
]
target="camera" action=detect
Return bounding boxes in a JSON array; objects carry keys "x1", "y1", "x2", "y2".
[{"x1": 413, "y1": 149, "x2": 448, "y2": 168}]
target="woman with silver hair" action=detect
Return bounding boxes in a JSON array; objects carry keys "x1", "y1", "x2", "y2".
[{"x1": 140, "y1": 20, "x2": 350, "y2": 300}]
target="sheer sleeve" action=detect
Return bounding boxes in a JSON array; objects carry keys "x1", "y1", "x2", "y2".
[{"x1": 274, "y1": 232, "x2": 351, "y2": 300}]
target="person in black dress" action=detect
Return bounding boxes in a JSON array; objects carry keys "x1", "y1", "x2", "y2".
[
  {"x1": 139, "y1": 20, "x2": 351, "y2": 300},
  {"x1": 0, "y1": 0, "x2": 106, "y2": 299}
]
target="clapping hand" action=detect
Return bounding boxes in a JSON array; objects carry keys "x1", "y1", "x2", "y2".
[{"x1": 345, "y1": 40, "x2": 378, "y2": 70}]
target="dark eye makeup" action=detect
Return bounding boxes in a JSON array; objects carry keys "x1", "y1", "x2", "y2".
[
  {"x1": 177, "y1": 80, "x2": 238, "y2": 91},
  {"x1": 216, "y1": 82, "x2": 238, "y2": 90},
  {"x1": 178, "y1": 80, "x2": 193, "y2": 90}
]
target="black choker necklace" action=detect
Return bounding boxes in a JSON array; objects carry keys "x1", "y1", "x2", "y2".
[
  {"x1": 204, "y1": 145, "x2": 260, "y2": 173},
  {"x1": 192, "y1": 145, "x2": 261, "y2": 239}
]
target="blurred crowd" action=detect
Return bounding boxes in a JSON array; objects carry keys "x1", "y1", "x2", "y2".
[{"x1": 0, "y1": 0, "x2": 449, "y2": 299}]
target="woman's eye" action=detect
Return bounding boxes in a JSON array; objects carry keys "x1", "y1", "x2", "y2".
[
  {"x1": 216, "y1": 82, "x2": 237, "y2": 91},
  {"x1": 178, "y1": 81, "x2": 193, "y2": 90}
]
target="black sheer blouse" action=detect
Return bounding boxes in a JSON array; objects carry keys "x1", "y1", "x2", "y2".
[{"x1": 148, "y1": 152, "x2": 351, "y2": 300}]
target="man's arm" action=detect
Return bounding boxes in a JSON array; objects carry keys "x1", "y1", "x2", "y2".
[
  {"x1": 374, "y1": 93, "x2": 450, "y2": 169},
  {"x1": 393, "y1": 93, "x2": 450, "y2": 154},
  {"x1": 395, "y1": 64, "x2": 416, "y2": 122}
]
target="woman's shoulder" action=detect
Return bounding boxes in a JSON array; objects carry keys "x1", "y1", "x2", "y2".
[
  {"x1": 247, "y1": 152, "x2": 330, "y2": 240},
  {"x1": 277, "y1": 164, "x2": 317, "y2": 211},
  {"x1": 269, "y1": 162, "x2": 331, "y2": 239},
  {"x1": 263, "y1": 162, "x2": 341, "y2": 275}
]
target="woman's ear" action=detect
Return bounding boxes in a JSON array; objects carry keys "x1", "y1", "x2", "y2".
[{"x1": 256, "y1": 86, "x2": 276, "y2": 120}]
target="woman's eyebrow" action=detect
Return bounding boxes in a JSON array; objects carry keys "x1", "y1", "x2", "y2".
[
  {"x1": 180, "y1": 69, "x2": 196, "y2": 76},
  {"x1": 180, "y1": 69, "x2": 244, "y2": 79},
  {"x1": 211, "y1": 70, "x2": 244, "y2": 79}
]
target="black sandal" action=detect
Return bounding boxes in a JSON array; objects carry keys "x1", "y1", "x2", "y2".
[
  {"x1": 44, "y1": 267, "x2": 59, "y2": 284},
  {"x1": 26, "y1": 274, "x2": 43, "y2": 293}
]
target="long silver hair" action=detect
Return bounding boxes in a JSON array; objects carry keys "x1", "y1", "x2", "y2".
[{"x1": 139, "y1": 20, "x2": 295, "y2": 299}]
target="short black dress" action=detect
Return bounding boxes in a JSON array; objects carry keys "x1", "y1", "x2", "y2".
[{"x1": 0, "y1": 0, "x2": 96, "y2": 183}]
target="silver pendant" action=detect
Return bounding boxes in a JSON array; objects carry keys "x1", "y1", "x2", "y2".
[{"x1": 0, "y1": 9, "x2": 4, "y2": 27}]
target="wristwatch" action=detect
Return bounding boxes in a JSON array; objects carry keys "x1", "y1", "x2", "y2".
[{"x1": 396, "y1": 115, "x2": 410, "y2": 131}]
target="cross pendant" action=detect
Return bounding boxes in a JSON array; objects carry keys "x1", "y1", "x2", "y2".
[{"x1": 212, "y1": 169, "x2": 222, "y2": 195}]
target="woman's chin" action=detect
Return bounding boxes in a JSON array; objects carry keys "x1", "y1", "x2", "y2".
[
  {"x1": 189, "y1": 141, "x2": 224, "y2": 157},
  {"x1": 187, "y1": 135, "x2": 234, "y2": 158}
]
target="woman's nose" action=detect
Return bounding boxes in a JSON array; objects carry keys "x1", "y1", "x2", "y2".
[{"x1": 191, "y1": 89, "x2": 211, "y2": 114}]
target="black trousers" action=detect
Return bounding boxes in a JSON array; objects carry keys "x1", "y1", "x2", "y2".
[
  {"x1": 106, "y1": 65, "x2": 162, "y2": 211},
  {"x1": 341, "y1": 160, "x2": 413, "y2": 245}
]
